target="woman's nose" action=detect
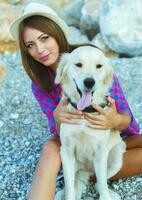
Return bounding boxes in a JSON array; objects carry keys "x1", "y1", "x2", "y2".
[{"x1": 36, "y1": 42, "x2": 45, "y2": 54}]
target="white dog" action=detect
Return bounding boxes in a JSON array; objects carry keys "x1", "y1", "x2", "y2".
[{"x1": 55, "y1": 46, "x2": 126, "y2": 200}]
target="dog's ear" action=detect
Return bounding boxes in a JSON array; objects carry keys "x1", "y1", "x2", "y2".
[{"x1": 55, "y1": 53, "x2": 69, "y2": 84}]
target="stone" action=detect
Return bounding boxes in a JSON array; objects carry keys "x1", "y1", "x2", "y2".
[
  {"x1": 99, "y1": 0, "x2": 142, "y2": 56},
  {"x1": 80, "y1": 0, "x2": 106, "y2": 39}
]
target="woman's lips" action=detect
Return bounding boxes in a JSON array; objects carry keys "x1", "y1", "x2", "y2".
[{"x1": 39, "y1": 55, "x2": 50, "y2": 61}]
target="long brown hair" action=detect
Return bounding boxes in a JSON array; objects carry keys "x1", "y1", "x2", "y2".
[{"x1": 19, "y1": 15, "x2": 98, "y2": 92}]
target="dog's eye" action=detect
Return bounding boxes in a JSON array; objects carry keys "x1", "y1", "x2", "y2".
[
  {"x1": 75, "y1": 63, "x2": 82, "y2": 68},
  {"x1": 96, "y1": 64, "x2": 102, "y2": 68}
]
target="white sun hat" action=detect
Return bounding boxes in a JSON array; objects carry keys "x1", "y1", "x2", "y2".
[{"x1": 10, "y1": 2, "x2": 69, "y2": 42}]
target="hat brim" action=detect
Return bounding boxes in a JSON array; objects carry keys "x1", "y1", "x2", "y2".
[{"x1": 10, "y1": 12, "x2": 69, "y2": 42}]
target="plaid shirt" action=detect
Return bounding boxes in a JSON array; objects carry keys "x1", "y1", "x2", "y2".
[{"x1": 32, "y1": 73, "x2": 140, "y2": 138}]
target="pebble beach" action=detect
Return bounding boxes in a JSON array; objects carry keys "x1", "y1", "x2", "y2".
[{"x1": 0, "y1": 51, "x2": 142, "y2": 199}]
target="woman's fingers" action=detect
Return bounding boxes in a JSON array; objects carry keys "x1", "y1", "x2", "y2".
[
  {"x1": 55, "y1": 98, "x2": 83, "y2": 124},
  {"x1": 84, "y1": 112, "x2": 105, "y2": 122},
  {"x1": 91, "y1": 104, "x2": 106, "y2": 114},
  {"x1": 85, "y1": 116, "x2": 103, "y2": 125},
  {"x1": 88, "y1": 124, "x2": 106, "y2": 130},
  {"x1": 60, "y1": 111, "x2": 83, "y2": 120},
  {"x1": 64, "y1": 110, "x2": 83, "y2": 118},
  {"x1": 107, "y1": 96, "x2": 116, "y2": 109},
  {"x1": 60, "y1": 117, "x2": 81, "y2": 124},
  {"x1": 61, "y1": 97, "x2": 69, "y2": 104}
]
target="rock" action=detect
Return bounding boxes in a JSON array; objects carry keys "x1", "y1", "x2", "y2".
[
  {"x1": 99, "y1": 0, "x2": 142, "y2": 56},
  {"x1": 0, "y1": 40, "x2": 19, "y2": 54},
  {"x1": 0, "y1": 61, "x2": 7, "y2": 85},
  {"x1": 0, "y1": 120, "x2": 4, "y2": 128},
  {"x1": 68, "y1": 26, "x2": 89, "y2": 44},
  {"x1": 23, "y1": 0, "x2": 74, "y2": 10},
  {"x1": 7, "y1": 0, "x2": 22, "y2": 5},
  {"x1": 10, "y1": 113, "x2": 19, "y2": 120},
  {"x1": 0, "y1": 3, "x2": 23, "y2": 41},
  {"x1": 58, "y1": 0, "x2": 83, "y2": 28},
  {"x1": 91, "y1": 33, "x2": 110, "y2": 52},
  {"x1": 80, "y1": 0, "x2": 106, "y2": 40},
  {"x1": 23, "y1": 117, "x2": 33, "y2": 125},
  {"x1": 91, "y1": 33, "x2": 119, "y2": 57}
]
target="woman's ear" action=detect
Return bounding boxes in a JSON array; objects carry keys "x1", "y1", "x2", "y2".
[{"x1": 55, "y1": 53, "x2": 69, "y2": 84}]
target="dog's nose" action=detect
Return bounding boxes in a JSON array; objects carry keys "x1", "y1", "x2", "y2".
[{"x1": 84, "y1": 78, "x2": 95, "y2": 89}]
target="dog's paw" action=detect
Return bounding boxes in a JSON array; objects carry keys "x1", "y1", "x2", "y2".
[
  {"x1": 54, "y1": 189, "x2": 65, "y2": 200},
  {"x1": 85, "y1": 197, "x2": 94, "y2": 200},
  {"x1": 109, "y1": 189, "x2": 121, "y2": 200},
  {"x1": 94, "y1": 182, "x2": 99, "y2": 192},
  {"x1": 99, "y1": 190, "x2": 120, "y2": 200}
]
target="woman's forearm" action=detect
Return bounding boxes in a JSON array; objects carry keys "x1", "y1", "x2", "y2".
[{"x1": 113, "y1": 112, "x2": 131, "y2": 131}]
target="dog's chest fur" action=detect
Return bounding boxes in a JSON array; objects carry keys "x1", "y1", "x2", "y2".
[{"x1": 60, "y1": 122, "x2": 111, "y2": 164}]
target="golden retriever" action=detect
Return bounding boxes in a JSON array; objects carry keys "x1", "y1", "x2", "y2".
[{"x1": 55, "y1": 46, "x2": 126, "y2": 200}]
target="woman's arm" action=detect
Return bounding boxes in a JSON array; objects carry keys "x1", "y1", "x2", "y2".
[
  {"x1": 113, "y1": 112, "x2": 131, "y2": 131},
  {"x1": 31, "y1": 82, "x2": 59, "y2": 138},
  {"x1": 31, "y1": 82, "x2": 83, "y2": 137},
  {"x1": 111, "y1": 75, "x2": 140, "y2": 134}
]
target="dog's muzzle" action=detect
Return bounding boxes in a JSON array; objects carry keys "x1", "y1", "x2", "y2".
[{"x1": 64, "y1": 78, "x2": 108, "y2": 113}]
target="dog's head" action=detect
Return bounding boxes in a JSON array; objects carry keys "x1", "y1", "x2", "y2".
[{"x1": 55, "y1": 46, "x2": 113, "y2": 110}]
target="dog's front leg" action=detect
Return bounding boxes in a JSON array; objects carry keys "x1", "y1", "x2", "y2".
[
  {"x1": 93, "y1": 143, "x2": 112, "y2": 200},
  {"x1": 75, "y1": 171, "x2": 90, "y2": 200},
  {"x1": 60, "y1": 145, "x2": 76, "y2": 200}
]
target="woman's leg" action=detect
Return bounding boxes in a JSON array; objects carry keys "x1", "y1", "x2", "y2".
[
  {"x1": 90, "y1": 134, "x2": 142, "y2": 181},
  {"x1": 27, "y1": 137, "x2": 61, "y2": 200},
  {"x1": 111, "y1": 134, "x2": 142, "y2": 179}
]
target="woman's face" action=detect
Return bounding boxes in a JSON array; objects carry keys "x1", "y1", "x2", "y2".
[{"x1": 23, "y1": 27, "x2": 60, "y2": 71}]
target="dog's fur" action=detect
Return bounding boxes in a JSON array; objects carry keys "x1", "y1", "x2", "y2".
[{"x1": 55, "y1": 46, "x2": 126, "y2": 200}]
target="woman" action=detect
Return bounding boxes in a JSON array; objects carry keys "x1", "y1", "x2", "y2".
[{"x1": 10, "y1": 2, "x2": 142, "y2": 200}]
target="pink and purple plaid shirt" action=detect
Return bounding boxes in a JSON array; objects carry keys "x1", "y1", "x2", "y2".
[{"x1": 31, "y1": 70, "x2": 140, "y2": 138}]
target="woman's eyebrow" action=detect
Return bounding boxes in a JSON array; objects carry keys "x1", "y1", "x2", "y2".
[{"x1": 38, "y1": 33, "x2": 47, "y2": 39}]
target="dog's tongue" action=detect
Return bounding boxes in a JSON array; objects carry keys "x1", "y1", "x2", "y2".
[{"x1": 77, "y1": 91, "x2": 92, "y2": 110}]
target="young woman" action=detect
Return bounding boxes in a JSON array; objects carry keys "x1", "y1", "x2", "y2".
[{"x1": 10, "y1": 2, "x2": 142, "y2": 200}]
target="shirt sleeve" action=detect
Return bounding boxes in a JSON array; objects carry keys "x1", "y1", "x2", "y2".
[
  {"x1": 109, "y1": 75, "x2": 140, "y2": 136},
  {"x1": 31, "y1": 82, "x2": 59, "y2": 138}
]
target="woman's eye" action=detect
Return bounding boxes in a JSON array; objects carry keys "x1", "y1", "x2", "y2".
[
  {"x1": 96, "y1": 64, "x2": 102, "y2": 68},
  {"x1": 75, "y1": 62, "x2": 82, "y2": 68},
  {"x1": 26, "y1": 43, "x2": 33, "y2": 49}
]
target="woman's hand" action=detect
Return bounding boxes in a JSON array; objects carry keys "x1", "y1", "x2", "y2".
[
  {"x1": 54, "y1": 98, "x2": 83, "y2": 125},
  {"x1": 84, "y1": 97, "x2": 121, "y2": 130}
]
